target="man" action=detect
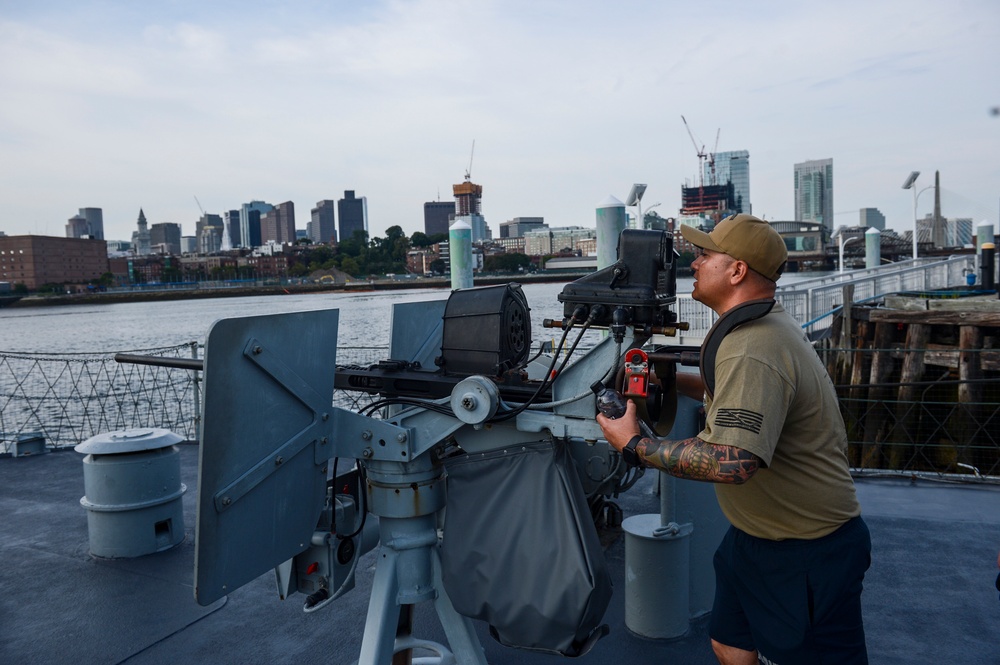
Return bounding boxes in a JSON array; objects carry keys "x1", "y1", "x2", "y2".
[{"x1": 598, "y1": 214, "x2": 871, "y2": 665}]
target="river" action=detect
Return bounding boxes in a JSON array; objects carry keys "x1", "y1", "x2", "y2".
[{"x1": 1, "y1": 272, "x2": 836, "y2": 354}]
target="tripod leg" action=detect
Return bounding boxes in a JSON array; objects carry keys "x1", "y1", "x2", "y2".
[
  {"x1": 357, "y1": 548, "x2": 402, "y2": 664},
  {"x1": 431, "y1": 547, "x2": 487, "y2": 665}
]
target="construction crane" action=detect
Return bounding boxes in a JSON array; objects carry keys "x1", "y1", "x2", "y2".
[
  {"x1": 707, "y1": 128, "x2": 721, "y2": 186},
  {"x1": 464, "y1": 140, "x2": 475, "y2": 181},
  {"x1": 194, "y1": 196, "x2": 206, "y2": 217},
  {"x1": 681, "y1": 116, "x2": 707, "y2": 187}
]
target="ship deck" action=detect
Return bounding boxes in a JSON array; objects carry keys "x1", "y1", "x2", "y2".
[{"x1": 2, "y1": 444, "x2": 999, "y2": 665}]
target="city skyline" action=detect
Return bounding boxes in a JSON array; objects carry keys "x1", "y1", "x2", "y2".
[{"x1": 1, "y1": 1, "x2": 997, "y2": 242}]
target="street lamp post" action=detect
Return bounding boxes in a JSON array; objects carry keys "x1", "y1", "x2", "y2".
[
  {"x1": 902, "y1": 171, "x2": 920, "y2": 260},
  {"x1": 838, "y1": 235, "x2": 862, "y2": 273},
  {"x1": 902, "y1": 171, "x2": 938, "y2": 261},
  {"x1": 626, "y1": 183, "x2": 647, "y2": 230}
]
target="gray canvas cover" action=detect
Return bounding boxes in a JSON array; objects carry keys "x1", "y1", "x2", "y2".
[{"x1": 441, "y1": 440, "x2": 612, "y2": 656}]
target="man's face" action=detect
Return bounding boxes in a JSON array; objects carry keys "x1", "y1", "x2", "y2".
[{"x1": 690, "y1": 247, "x2": 735, "y2": 308}]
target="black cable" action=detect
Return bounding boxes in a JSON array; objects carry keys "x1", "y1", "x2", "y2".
[{"x1": 491, "y1": 321, "x2": 576, "y2": 422}]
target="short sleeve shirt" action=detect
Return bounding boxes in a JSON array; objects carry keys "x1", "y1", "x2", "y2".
[{"x1": 701, "y1": 303, "x2": 860, "y2": 540}]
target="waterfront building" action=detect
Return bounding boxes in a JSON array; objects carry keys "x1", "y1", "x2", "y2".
[
  {"x1": 706, "y1": 150, "x2": 750, "y2": 214},
  {"x1": 423, "y1": 201, "x2": 454, "y2": 237},
  {"x1": 0, "y1": 235, "x2": 108, "y2": 290},
  {"x1": 78, "y1": 207, "x2": 105, "y2": 240},
  {"x1": 499, "y1": 217, "x2": 545, "y2": 238},
  {"x1": 198, "y1": 226, "x2": 222, "y2": 254},
  {"x1": 239, "y1": 201, "x2": 272, "y2": 249},
  {"x1": 338, "y1": 191, "x2": 368, "y2": 242},
  {"x1": 131, "y1": 209, "x2": 151, "y2": 256},
  {"x1": 860, "y1": 208, "x2": 886, "y2": 231},
  {"x1": 150, "y1": 222, "x2": 182, "y2": 256},
  {"x1": 310, "y1": 200, "x2": 337, "y2": 245},
  {"x1": 66, "y1": 214, "x2": 89, "y2": 239},
  {"x1": 794, "y1": 158, "x2": 834, "y2": 233},
  {"x1": 493, "y1": 237, "x2": 526, "y2": 254},
  {"x1": 522, "y1": 226, "x2": 595, "y2": 256},
  {"x1": 260, "y1": 201, "x2": 296, "y2": 246},
  {"x1": 223, "y1": 210, "x2": 241, "y2": 249}
]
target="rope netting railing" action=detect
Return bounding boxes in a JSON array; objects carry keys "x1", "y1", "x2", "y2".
[
  {"x1": 0, "y1": 345, "x2": 391, "y2": 452},
  {"x1": 1, "y1": 344, "x2": 202, "y2": 452}
]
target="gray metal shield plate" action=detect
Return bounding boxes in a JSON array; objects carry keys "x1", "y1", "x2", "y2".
[{"x1": 194, "y1": 309, "x2": 339, "y2": 605}]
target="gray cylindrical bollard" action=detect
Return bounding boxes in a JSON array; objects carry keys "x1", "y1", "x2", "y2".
[
  {"x1": 76, "y1": 428, "x2": 187, "y2": 558},
  {"x1": 865, "y1": 228, "x2": 880, "y2": 270},
  {"x1": 622, "y1": 515, "x2": 693, "y2": 640}
]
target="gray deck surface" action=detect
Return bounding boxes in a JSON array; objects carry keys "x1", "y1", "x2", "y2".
[{"x1": 2, "y1": 444, "x2": 999, "y2": 665}]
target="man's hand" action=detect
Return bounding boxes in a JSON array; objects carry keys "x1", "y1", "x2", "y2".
[
  {"x1": 597, "y1": 399, "x2": 761, "y2": 483},
  {"x1": 596, "y1": 399, "x2": 641, "y2": 453}
]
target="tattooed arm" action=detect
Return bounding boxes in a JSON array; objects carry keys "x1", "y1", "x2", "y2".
[
  {"x1": 633, "y1": 435, "x2": 760, "y2": 484},
  {"x1": 596, "y1": 399, "x2": 760, "y2": 484}
]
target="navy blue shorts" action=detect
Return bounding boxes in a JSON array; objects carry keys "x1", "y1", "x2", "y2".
[{"x1": 709, "y1": 516, "x2": 871, "y2": 665}]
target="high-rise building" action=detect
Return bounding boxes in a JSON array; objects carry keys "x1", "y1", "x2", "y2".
[
  {"x1": 794, "y1": 158, "x2": 834, "y2": 232},
  {"x1": 423, "y1": 201, "x2": 454, "y2": 236},
  {"x1": 78, "y1": 208, "x2": 105, "y2": 240},
  {"x1": 310, "y1": 200, "x2": 337, "y2": 244},
  {"x1": 239, "y1": 201, "x2": 273, "y2": 249},
  {"x1": 706, "y1": 151, "x2": 751, "y2": 214},
  {"x1": 223, "y1": 210, "x2": 241, "y2": 249},
  {"x1": 260, "y1": 201, "x2": 296, "y2": 245},
  {"x1": 452, "y1": 176, "x2": 490, "y2": 242},
  {"x1": 859, "y1": 208, "x2": 886, "y2": 231},
  {"x1": 338, "y1": 191, "x2": 368, "y2": 242},
  {"x1": 499, "y1": 217, "x2": 545, "y2": 238},
  {"x1": 131, "y1": 209, "x2": 151, "y2": 256},
  {"x1": 150, "y1": 222, "x2": 182, "y2": 255},
  {"x1": 66, "y1": 214, "x2": 89, "y2": 238},
  {"x1": 196, "y1": 213, "x2": 223, "y2": 244}
]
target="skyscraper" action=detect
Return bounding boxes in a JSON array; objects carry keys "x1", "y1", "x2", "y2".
[
  {"x1": 131, "y1": 209, "x2": 151, "y2": 255},
  {"x1": 78, "y1": 208, "x2": 104, "y2": 240},
  {"x1": 707, "y1": 151, "x2": 751, "y2": 214},
  {"x1": 310, "y1": 200, "x2": 337, "y2": 244},
  {"x1": 338, "y1": 191, "x2": 368, "y2": 243},
  {"x1": 423, "y1": 201, "x2": 454, "y2": 236},
  {"x1": 859, "y1": 208, "x2": 886, "y2": 231},
  {"x1": 794, "y1": 158, "x2": 834, "y2": 232},
  {"x1": 239, "y1": 201, "x2": 273, "y2": 249},
  {"x1": 66, "y1": 214, "x2": 88, "y2": 238},
  {"x1": 223, "y1": 210, "x2": 241, "y2": 249},
  {"x1": 260, "y1": 201, "x2": 296, "y2": 245},
  {"x1": 150, "y1": 222, "x2": 182, "y2": 255}
]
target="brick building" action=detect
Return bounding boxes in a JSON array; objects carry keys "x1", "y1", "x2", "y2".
[{"x1": 0, "y1": 235, "x2": 108, "y2": 290}]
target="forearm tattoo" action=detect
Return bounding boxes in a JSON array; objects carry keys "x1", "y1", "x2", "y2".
[{"x1": 635, "y1": 436, "x2": 760, "y2": 484}]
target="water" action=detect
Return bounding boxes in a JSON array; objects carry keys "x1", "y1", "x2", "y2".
[
  {"x1": 0, "y1": 272, "x2": 840, "y2": 354},
  {"x1": 0, "y1": 282, "x2": 614, "y2": 354}
]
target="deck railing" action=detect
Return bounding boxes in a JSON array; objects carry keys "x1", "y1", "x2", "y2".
[{"x1": 674, "y1": 255, "x2": 976, "y2": 343}]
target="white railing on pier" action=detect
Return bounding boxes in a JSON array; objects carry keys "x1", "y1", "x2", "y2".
[{"x1": 673, "y1": 255, "x2": 976, "y2": 343}]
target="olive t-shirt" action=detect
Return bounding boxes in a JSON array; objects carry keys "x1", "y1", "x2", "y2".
[{"x1": 701, "y1": 303, "x2": 860, "y2": 540}]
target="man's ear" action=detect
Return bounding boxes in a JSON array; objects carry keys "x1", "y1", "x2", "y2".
[{"x1": 729, "y1": 259, "x2": 750, "y2": 285}]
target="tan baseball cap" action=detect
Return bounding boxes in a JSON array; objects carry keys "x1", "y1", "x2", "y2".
[{"x1": 680, "y1": 214, "x2": 788, "y2": 281}]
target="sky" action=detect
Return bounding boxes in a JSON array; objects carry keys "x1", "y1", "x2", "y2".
[{"x1": 1, "y1": 0, "x2": 998, "y2": 243}]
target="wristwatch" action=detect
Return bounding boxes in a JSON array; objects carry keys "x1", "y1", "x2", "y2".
[{"x1": 620, "y1": 434, "x2": 644, "y2": 468}]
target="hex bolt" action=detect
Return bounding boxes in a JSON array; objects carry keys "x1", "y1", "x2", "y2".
[
  {"x1": 221, "y1": 497, "x2": 232, "y2": 506},
  {"x1": 253, "y1": 346, "x2": 262, "y2": 355},
  {"x1": 461, "y1": 395, "x2": 477, "y2": 410},
  {"x1": 396, "y1": 433, "x2": 407, "y2": 443},
  {"x1": 362, "y1": 448, "x2": 373, "y2": 459},
  {"x1": 275, "y1": 456, "x2": 284, "y2": 466},
  {"x1": 361, "y1": 430, "x2": 372, "y2": 441}
]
